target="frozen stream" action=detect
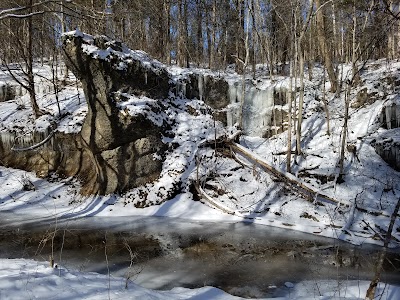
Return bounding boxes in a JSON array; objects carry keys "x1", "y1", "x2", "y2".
[{"x1": 0, "y1": 217, "x2": 399, "y2": 298}]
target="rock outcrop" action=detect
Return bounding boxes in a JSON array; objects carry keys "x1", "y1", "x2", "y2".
[
  {"x1": 61, "y1": 32, "x2": 170, "y2": 194},
  {"x1": 0, "y1": 31, "x2": 291, "y2": 195},
  {"x1": 371, "y1": 130, "x2": 400, "y2": 171},
  {"x1": 372, "y1": 100, "x2": 400, "y2": 171},
  {"x1": 0, "y1": 83, "x2": 17, "y2": 102}
]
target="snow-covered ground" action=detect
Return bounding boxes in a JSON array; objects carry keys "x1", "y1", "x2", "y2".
[
  {"x1": 1, "y1": 56, "x2": 400, "y2": 299},
  {"x1": 1, "y1": 258, "x2": 399, "y2": 300}
]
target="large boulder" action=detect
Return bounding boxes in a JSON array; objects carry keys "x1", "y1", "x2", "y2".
[{"x1": 61, "y1": 31, "x2": 170, "y2": 194}]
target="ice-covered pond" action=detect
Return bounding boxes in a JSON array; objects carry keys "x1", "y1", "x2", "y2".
[{"x1": 1, "y1": 217, "x2": 399, "y2": 298}]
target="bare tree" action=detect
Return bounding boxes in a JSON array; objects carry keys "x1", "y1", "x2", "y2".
[
  {"x1": 295, "y1": 0, "x2": 314, "y2": 156},
  {"x1": 0, "y1": 0, "x2": 45, "y2": 118}
]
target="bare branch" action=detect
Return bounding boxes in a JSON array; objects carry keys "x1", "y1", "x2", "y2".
[
  {"x1": 0, "y1": 11, "x2": 45, "y2": 20},
  {"x1": 11, "y1": 130, "x2": 54, "y2": 152}
]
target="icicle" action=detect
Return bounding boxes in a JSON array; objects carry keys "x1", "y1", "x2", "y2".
[
  {"x1": 198, "y1": 74, "x2": 204, "y2": 101},
  {"x1": 145, "y1": 71, "x2": 148, "y2": 85},
  {"x1": 204, "y1": 75, "x2": 208, "y2": 96},
  {"x1": 228, "y1": 83, "x2": 237, "y2": 104},
  {"x1": 386, "y1": 105, "x2": 392, "y2": 129},
  {"x1": 396, "y1": 104, "x2": 400, "y2": 128},
  {"x1": 227, "y1": 83, "x2": 237, "y2": 127},
  {"x1": 0, "y1": 132, "x2": 15, "y2": 151},
  {"x1": 182, "y1": 82, "x2": 186, "y2": 97}
]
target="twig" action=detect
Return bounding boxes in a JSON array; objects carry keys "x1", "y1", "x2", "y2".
[{"x1": 104, "y1": 233, "x2": 111, "y2": 300}]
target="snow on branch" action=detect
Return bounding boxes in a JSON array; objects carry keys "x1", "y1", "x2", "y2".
[
  {"x1": 0, "y1": 0, "x2": 72, "y2": 20},
  {"x1": 0, "y1": 11, "x2": 45, "y2": 20}
]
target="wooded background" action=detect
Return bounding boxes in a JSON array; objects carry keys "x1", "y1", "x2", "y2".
[
  {"x1": 1, "y1": 1, "x2": 399, "y2": 72},
  {"x1": 0, "y1": 1, "x2": 400, "y2": 120}
]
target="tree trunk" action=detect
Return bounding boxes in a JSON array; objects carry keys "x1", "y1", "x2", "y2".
[
  {"x1": 296, "y1": 50, "x2": 305, "y2": 155},
  {"x1": 205, "y1": 3, "x2": 211, "y2": 69},
  {"x1": 322, "y1": 65, "x2": 331, "y2": 135},
  {"x1": 295, "y1": 0, "x2": 314, "y2": 156},
  {"x1": 315, "y1": 0, "x2": 338, "y2": 93},
  {"x1": 287, "y1": 59, "x2": 294, "y2": 173},
  {"x1": 164, "y1": 0, "x2": 171, "y2": 65},
  {"x1": 239, "y1": 1, "x2": 250, "y2": 130},
  {"x1": 210, "y1": 0, "x2": 217, "y2": 70},
  {"x1": 251, "y1": 0, "x2": 256, "y2": 79},
  {"x1": 388, "y1": 0, "x2": 395, "y2": 59},
  {"x1": 183, "y1": 0, "x2": 189, "y2": 68},
  {"x1": 196, "y1": 0, "x2": 203, "y2": 66},
  {"x1": 338, "y1": 84, "x2": 350, "y2": 181},
  {"x1": 235, "y1": 0, "x2": 244, "y2": 73},
  {"x1": 27, "y1": 0, "x2": 42, "y2": 118},
  {"x1": 177, "y1": 0, "x2": 185, "y2": 67},
  {"x1": 331, "y1": 0, "x2": 338, "y2": 62}
]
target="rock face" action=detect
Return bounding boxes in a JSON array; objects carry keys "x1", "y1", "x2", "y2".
[
  {"x1": 0, "y1": 131, "x2": 95, "y2": 183},
  {"x1": 61, "y1": 32, "x2": 169, "y2": 194},
  {"x1": 0, "y1": 81, "x2": 33, "y2": 102},
  {"x1": 0, "y1": 83, "x2": 16, "y2": 102},
  {"x1": 372, "y1": 101, "x2": 400, "y2": 171},
  {"x1": 371, "y1": 130, "x2": 400, "y2": 171}
]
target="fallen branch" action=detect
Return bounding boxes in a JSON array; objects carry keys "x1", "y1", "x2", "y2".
[
  {"x1": 230, "y1": 143, "x2": 349, "y2": 206},
  {"x1": 11, "y1": 130, "x2": 54, "y2": 151},
  {"x1": 194, "y1": 183, "x2": 236, "y2": 215}
]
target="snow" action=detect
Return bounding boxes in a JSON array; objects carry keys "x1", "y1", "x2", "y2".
[
  {"x1": 0, "y1": 258, "x2": 245, "y2": 300},
  {"x1": 1, "y1": 51, "x2": 400, "y2": 298},
  {"x1": 0, "y1": 258, "x2": 399, "y2": 300},
  {"x1": 63, "y1": 31, "x2": 166, "y2": 74},
  {"x1": 116, "y1": 93, "x2": 167, "y2": 127}
]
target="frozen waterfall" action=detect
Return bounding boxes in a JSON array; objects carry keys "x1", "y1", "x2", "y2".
[{"x1": 228, "y1": 82, "x2": 287, "y2": 137}]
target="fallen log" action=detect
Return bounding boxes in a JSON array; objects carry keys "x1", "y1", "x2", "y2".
[{"x1": 229, "y1": 143, "x2": 349, "y2": 207}]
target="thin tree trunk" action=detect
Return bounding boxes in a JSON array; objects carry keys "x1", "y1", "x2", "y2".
[
  {"x1": 196, "y1": 0, "x2": 203, "y2": 66},
  {"x1": 295, "y1": 0, "x2": 314, "y2": 156},
  {"x1": 251, "y1": 0, "x2": 256, "y2": 79},
  {"x1": 60, "y1": 0, "x2": 69, "y2": 80},
  {"x1": 352, "y1": 0, "x2": 357, "y2": 77},
  {"x1": 177, "y1": 0, "x2": 185, "y2": 67},
  {"x1": 287, "y1": 58, "x2": 294, "y2": 173},
  {"x1": 165, "y1": 0, "x2": 171, "y2": 65},
  {"x1": 235, "y1": 0, "x2": 244, "y2": 73},
  {"x1": 331, "y1": 0, "x2": 337, "y2": 62},
  {"x1": 286, "y1": 8, "x2": 296, "y2": 173},
  {"x1": 365, "y1": 197, "x2": 400, "y2": 299},
  {"x1": 338, "y1": 84, "x2": 350, "y2": 180},
  {"x1": 388, "y1": 0, "x2": 395, "y2": 59},
  {"x1": 322, "y1": 65, "x2": 331, "y2": 135},
  {"x1": 183, "y1": 0, "x2": 189, "y2": 68},
  {"x1": 239, "y1": 2, "x2": 250, "y2": 130},
  {"x1": 340, "y1": 10, "x2": 345, "y2": 62},
  {"x1": 205, "y1": 4, "x2": 211, "y2": 69},
  {"x1": 27, "y1": 0, "x2": 42, "y2": 118},
  {"x1": 210, "y1": 0, "x2": 216, "y2": 70},
  {"x1": 296, "y1": 50, "x2": 305, "y2": 155},
  {"x1": 315, "y1": 0, "x2": 338, "y2": 93}
]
